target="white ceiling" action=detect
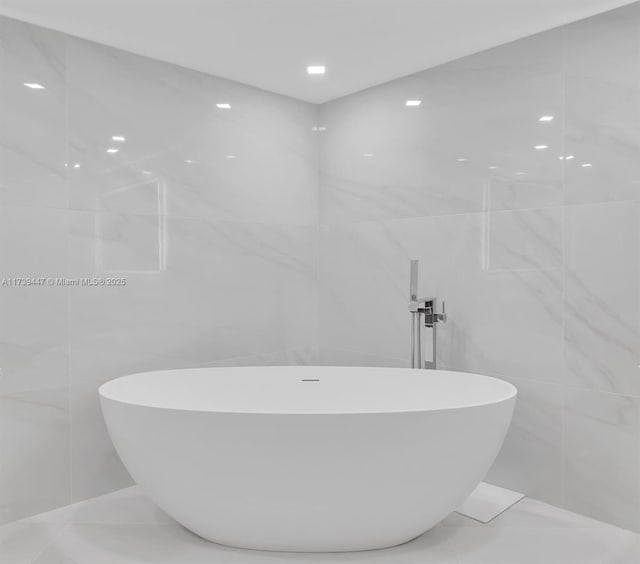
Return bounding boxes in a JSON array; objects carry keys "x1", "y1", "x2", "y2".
[{"x1": 0, "y1": 0, "x2": 635, "y2": 103}]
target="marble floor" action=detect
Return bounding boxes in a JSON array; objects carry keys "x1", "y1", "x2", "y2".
[{"x1": 1, "y1": 486, "x2": 639, "y2": 564}]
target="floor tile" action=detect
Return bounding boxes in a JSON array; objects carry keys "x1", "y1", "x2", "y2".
[
  {"x1": 8, "y1": 487, "x2": 640, "y2": 564},
  {"x1": 27, "y1": 487, "x2": 173, "y2": 526},
  {"x1": 443, "y1": 497, "x2": 614, "y2": 529},
  {"x1": 0, "y1": 522, "x2": 65, "y2": 564},
  {"x1": 447, "y1": 526, "x2": 640, "y2": 564},
  {"x1": 31, "y1": 523, "x2": 459, "y2": 564}
]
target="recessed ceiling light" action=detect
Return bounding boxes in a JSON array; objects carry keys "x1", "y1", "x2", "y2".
[
  {"x1": 112, "y1": 135, "x2": 126, "y2": 142},
  {"x1": 184, "y1": 159, "x2": 195, "y2": 164},
  {"x1": 225, "y1": 155, "x2": 237, "y2": 159},
  {"x1": 539, "y1": 115, "x2": 554, "y2": 122},
  {"x1": 23, "y1": 82, "x2": 45, "y2": 89},
  {"x1": 307, "y1": 65, "x2": 326, "y2": 75},
  {"x1": 581, "y1": 163, "x2": 593, "y2": 167},
  {"x1": 73, "y1": 163, "x2": 81, "y2": 169},
  {"x1": 456, "y1": 158, "x2": 468, "y2": 162},
  {"x1": 405, "y1": 100, "x2": 421, "y2": 107},
  {"x1": 216, "y1": 103, "x2": 231, "y2": 109},
  {"x1": 363, "y1": 153, "x2": 374, "y2": 158},
  {"x1": 534, "y1": 145, "x2": 548, "y2": 150},
  {"x1": 565, "y1": 155, "x2": 575, "y2": 160},
  {"x1": 106, "y1": 148, "x2": 119, "y2": 154},
  {"x1": 488, "y1": 166, "x2": 498, "y2": 170}
]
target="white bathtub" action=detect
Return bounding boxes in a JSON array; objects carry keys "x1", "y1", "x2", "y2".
[{"x1": 99, "y1": 366, "x2": 516, "y2": 552}]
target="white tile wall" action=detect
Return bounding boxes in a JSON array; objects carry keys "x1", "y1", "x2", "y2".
[
  {"x1": 318, "y1": 2, "x2": 640, "y2": 532},
  {"x1": 0, "y1": 16, "x2": 319, "y2": 521}
]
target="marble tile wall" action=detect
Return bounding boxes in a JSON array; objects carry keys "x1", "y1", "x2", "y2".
[
  {"x1": 318, "y1": 2, "x2": 640, "y2": 532},
  {"x1": 0, "y1": 16, "x2": 319, "y2": 522}
]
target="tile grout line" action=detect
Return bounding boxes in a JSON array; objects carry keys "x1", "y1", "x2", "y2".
[
  {"x1": 560, "y1": 21, "x2": 568, "y2": 516},
  {"x1": 64, "y1": 32, "x2": 74, "y2": 510}
]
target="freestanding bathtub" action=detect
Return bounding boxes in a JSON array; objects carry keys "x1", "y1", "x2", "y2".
[{"x1": 99, "y1": 366, "x2": 516, "y2": 552}]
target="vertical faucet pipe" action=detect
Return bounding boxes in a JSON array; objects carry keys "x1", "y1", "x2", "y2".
[
  {"x1": 411, "y1": 312, "x2": 416, "y2": 368},
  {"x1": 416, "y1": 313, "x2": 422, "y2": 368},
  {"x1": 410, "y1": 260, "x2": 419, "y2": 369}
]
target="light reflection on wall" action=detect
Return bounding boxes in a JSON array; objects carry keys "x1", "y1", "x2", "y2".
[
  {"x1": 96, "y1": 177, "x2": 167, "y2": 274},
  {"x1": 482, "y1": 175, "x2": 562, "y2": 273}
]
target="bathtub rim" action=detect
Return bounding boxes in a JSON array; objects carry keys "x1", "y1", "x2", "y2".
[{"x1": 98, "y1": 366, "x2": 517, "y2": 416}]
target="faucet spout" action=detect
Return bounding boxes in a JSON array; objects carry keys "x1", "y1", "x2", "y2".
[{"x1": 408, "y1": 259, "x2": 448, "y2": 369}]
